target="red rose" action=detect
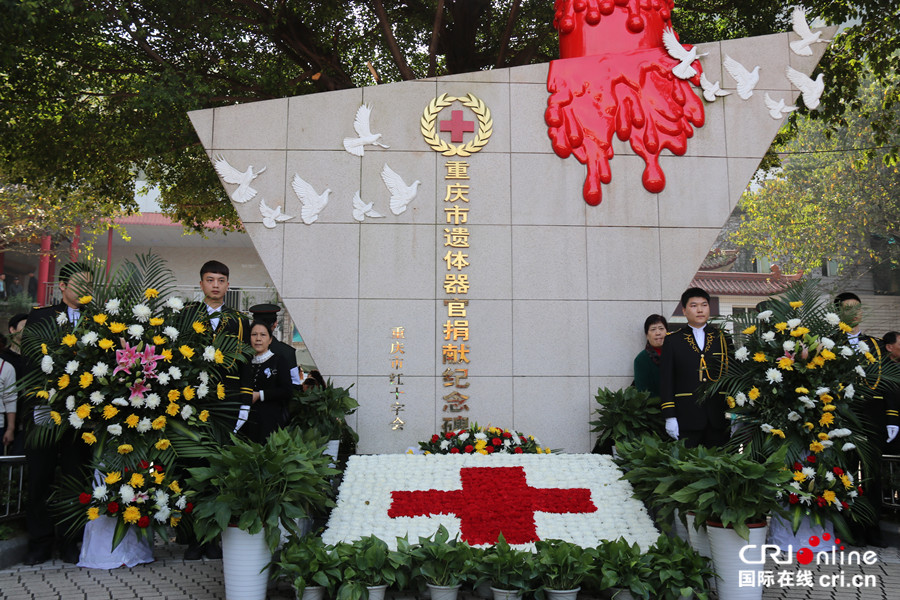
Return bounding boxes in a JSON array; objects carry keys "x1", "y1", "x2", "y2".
[
  {"x1": 793, "y1": 462, "x2": 803, "y2": 471},
  {"x1": 520, "y1": 436, "x2": 527, "y2": 443},
  {"x1": 185, "y1": 502, "x2": 194, "y2": 514},
  {"x1": 816, "y1": 496, "x2": 827, "y2": 507},
  {"x1": 833, "y1": 467, "x2": 844, "y2": 476},
  {"x1": 503, "y1": 431, "x2": 512, "y2": 438},
  {"x1": 154, "y1": 464, "x2": 164, "y2": 472},
  {"x1": 857, "y1": 486, "x2": 864, "y2": 495},
  {"x1": 79, "y1": 493, "x2": 92, "y2": 504},
  {"x1": 485, "y1": 446, "x2": 494, "y2": 453},
  {"x1": 450, "y1": 447, "x2": 460, "y2": 454},
  {"x1": 107, "y1": 502, "x2": 119, "y2": 514},
  {"x1": 788, "y1": 493, "x2": 799, "y2": 505},
  {"x1": 464, "y1": 445, "x2": 474, "y2": 453},
  {"x1": 806, "y1": 455, "x2": 816, "y2": 464},
  {"x1": 492, "y1": 438, "x2": 502, "y2": 446},
  {"x1": 445, "y1": 432, "x2": 454, "y2": 440},
  {"x1": 514, "y1": 447, "x2": 523, "y2": 454},
  {"x1": 139, "y1": 460, "x2": 150, "y2": 470},
  {"x1": 137, "y1": 516, "x2": 150, "y2": 528},
  {"x1": 124, "y1": 467, "x2": 130, "y2": 472},
  {"x1": 431, "y1": 434, "x2": 440, "y2": 443},
  {"x1": 841, "y1": 501, "x2": 849, "y2": 509}
]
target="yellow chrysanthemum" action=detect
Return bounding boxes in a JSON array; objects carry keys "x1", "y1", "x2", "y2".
[
  {"x1": 789, "y1": 301, "x2": 803, "y2": 309},
  {"x1": 742, "y1": 325, "x2": 757, "y2": 335},
  {"x1": 93, "y1": 314, "x2": 108, "y2": 325},
  {"x1": 822, "y1": 404, "x2": 837, "y2": 412},
  {"x1": 803, "y1": 422, "x2": 814, "y2": 431},
  {"x1": 149, "y1": 317, "x2": 164, "y2": 327},
  {"x1": 155, "y1": 438, "x2": 171, "y2": 450},
  {"x1": 103, "y1": 405, "x2": 119, "y2": 420},
  {"x1": 820, "y1": 349, "x2": 836, "y2": 361},
  {"x1": 57, "y1": 374, "x2": 70, "y2": 389},
  {"x1": 775, "y1": 322, "x2": 788, "y2": 332},
  {"x1": 152, "y1": 472, "x2": 165, "y2": 485},
  {"x1": 726, "y1": 396, "x2": 736, "y2": 408},
  {"x1": 770, "y1": 429, "x2": 785, "y2": 439},
  {"x1": 109, "y1": 322, "x2": 127, "y2": 334},
  {"x1": 75, "y1": 404, "x2": 91, "y2": 419},
  {"x1": 170, "y1": 516, "x2": 181, "y2": 527},
  {"x1": 819, "y1": 412, "x2": 835, "y2": 427},
  {"x1": 809, "y1": 441, "x2": 825, "y2": 454},
  {"x1": 123, "y1": 506, "x2": 141, "y2": 524},
  {"x1": 179, "y1": 345, "x2": 194, "y2": 360},
  {"x1": 818, "y1": 432, "x2": 830, "y2": 441},
  {"x1": 167, "y1": 389, "x2": 181, "y2": 403},
  {"x1": 474, "y1": 439, "x2": 487, "y2": 450},
  {"x1": 117, "y1": 444, "x2": 133, "y2": 454},
  {"x1": 105, "y1": 471, "x2": 122, "y2": 484},
  {"x1": 793, "y1": 471, "x2": 807, "y2": 482},
  {"x1": 838, "y1": 322, "x2": 852, "y2": 333},
  {"x1": 183, "y1": 386, "x2": 195, "y2": 401},
  {"x1": 840, "y1": 474, "x2": 853, "y2": 489},
  {"x1": 795, "y1": 386, "x2": 809, "y2": 394},
  {"x1": 79, "y1": 372, "x2": 94, "y2": 388},
  {"x1": 536, "y1": 447, "x2": 544, "y2": 454},
  {"x1": 748, "y1": 387, "x2": 760, "y2": 401},
  {"x1": 822, "y1": 490, "x2": 836, "y2": 505},
  {"x1": 36, "y1": 390, "x2": 49, "y2": 399},
  {"x1": 125, "y1": 414, "x2": 140, "y2": 428},
  {"x1": 217, "y1": 383, "x2": 225, "y2": 400},
  {"x1": 166, "y1": 403, "x2": 180, "y2": 416},
  {"x1": 776, "y1": 356, "x2": 794, "y2": 371},
  {"x1": 544, "y1": 447, "x2": 551, "y2": 453},
  {"x1": 820, "y1": 393, "x2": 833, "y2": 403},
  {"x1": 87, "y1": 507, "x2": 100, "y2": 521},
  {"x1": 214, "y1": 349, "x2": 224, "y2": 364},
  {"x1": 161, "y1": 349, "x2": 173, "y2": 361},
  {"x1": 812, "y1": 355, "x2": 826, "y2": 367},
  {"x1": 192, "y1": 322, "x2": 206, "y2": 334},
  {"x1": 99, "y1": 338, "x2": 115, "y2": 350},
  {"x1": 805, "y1": 362, "x2": 817, "y2": 370},
  {"x1": 41, "y1": 343, "x2": 48, "y2": 355},
  {"x1": 152, "y1": 335, "x2": 166, "y2": 345},
  {"x1": 62, "y1": 334, "x2": 77, "y2": 347},
  {"x1": 753, "y1": 352, "x2": 767, "y2": 362},
  {"x1": 50, "y1": 411, "x2": 61, "y2": 425},
  {"x1": 199, "y1": 410, "x2": 209, "y2": 422},
  {"x1": 129, "y1": 473, "x2": 145, "y2": 488},
  {"x1": 168, "y1": 480, "x2": 182, "y2": 494},
  {"x1": 152, "y1": 416, "x2": 167, "y2": 430},
  {"x1": 790, "y1": 327, "x2": 810, "y2": 338},
  {"x1": 78, "y1": 295, "x2": 92, "y2": 305},
  {"x1": 81, "y1": 432, "x2": 97, "y2": 445},
  {"x1": 865, "y1": 352, "x2": 876, "y2": 364},
  {"x1": 144, "y1": 288, "x2": 159, "y2": 299}
]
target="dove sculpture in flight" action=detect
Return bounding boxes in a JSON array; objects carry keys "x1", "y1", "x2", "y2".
[
  {"x1": 380, "y1": 164, "x2": 421, "y2": 216},
  {"x1": 764, "y1": 93, "x2": 798, "y2": 119},
  {"x1": 343, "y1": 104, "x2": 390, "y2": 156},
  {"x1": 351, "y1": 191, "x2": 384, "y2": 222},
  {"x1": 790, "y1": 7, "x2": 830, "y2": 56},
  {"x1": 259, "y1": 198, "x2": 294, "y2": 229},
  {"x1": 662, "y1": 27, "x2": 707, "y2": 80},
  {"x1": 699, "y1": 73, "x2": 731, "y2": 102},
  {"x1": 785, "y1": 66, "x2": 825, "y2": 110},
  {"x1": 291, "y1": 174, "x2": 331, "y2": 225},
  {"x1": 213, "y1": 155, "x2": 266, "y2": 204},
  {"x1": 723, "y1": 55, "x2": 760, "y2": 100}
]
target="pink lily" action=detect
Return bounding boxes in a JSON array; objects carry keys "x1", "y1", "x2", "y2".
[
  {"x1": 129, "y1": 379, "x2": 150, "y2": 401},
  {"x1": 139, "y1": 344, "x2": 165, "y2": 379},
  {"x1": 113, "y1": 343, "x2": 141, "y2": 376}
]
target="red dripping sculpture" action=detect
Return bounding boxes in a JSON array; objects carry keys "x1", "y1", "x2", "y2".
[{"x1": 546, "y1": 0, "x2": 705, "y2": 205}]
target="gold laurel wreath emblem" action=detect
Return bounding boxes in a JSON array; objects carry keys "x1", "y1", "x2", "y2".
[{"x1": 420, "y1": 93, "x2": 493, "y2": 157}]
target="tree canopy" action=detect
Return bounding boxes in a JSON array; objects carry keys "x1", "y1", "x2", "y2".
[{"x1": 1, "y1": 0, "x2": 898, "y2": 235}]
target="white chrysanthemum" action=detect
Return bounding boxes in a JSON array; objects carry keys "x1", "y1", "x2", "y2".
[
  {"x1": 197, "y1": 383, "x2": 209, "y2": 399},
  {"x1": 830, "y1": 428, "x2": 852, "y2": 438},
  {"x1": 153, "y1": 489, "x2": 170, "y2": 506},
  {"x1": 841, "y1": 443, "x2": 856, "y2": 451},
  {"x1": 857, "y1": 340, "x2": 869, "y2": 354},
  {"x1": 825, "y1": 312, "x2": 841, "y2": 326},
  {"x1": 783, "y1": 340, "x2": 796, "y2": 352},
  {"x1": 735, "y1": 347, "x2": 750, "y2": 362},
  {"x1": 89, "y1": 391, "x2": 104, "y2": 405},
  {"x1": 163, "y1": 326, "x2": 179, "y2": 341},
  {"x1": 40, "y1": 355, "x2": 53, "y2": 374},
  {"x1": 107, "y1": 424, "x2": 123, "y2": 436},
  {"x1": 458, "y1": 432, "x2": 470, "y2": 442},
  {"x1": 157, "y1": 372, "x2": 171, "y2": 386},
  {"x1": 105, "y1": 298, "x2": 121, "y2": 315},
  {"x1": 757, "y1": 310, "x2": 773, "y2": 322},
  {"x1": 835, "y1": 501, "x2": 843, "y2": 512},
  {"x1": 168, "y1": 367, "x2": 182, "y2": 380},
  {"x1": 800, "y1": 495, "x2": 813, "y2": 505},
  {"x1": 849, "y1": 490, "x2": 858, "y2": 498},
  {"x1": 787, "y1": 411, "x2": 801, "y2": 422},
  {"x1": 65, "y1": 360, "x2": 79, "y2": 375},
  {"x1": 91, "y1": 362, "x2": 109, "y2": 378},
  {"x1": 181, "y1": 405, "x2": 194, "y2": 420},
  {"x1": 844, "y1": 384, "x2": 855, "y2": 399},
  {"x1": 165, "y1": 297, "x2": 184, "y2": 312},
  {"x1": 198, "y1": 371, "x2": 209, "y2": 384},
  {"x1": 815, "y1": 387, "x2": 830, "y2": 396},
  {"x1": 137, "y1": 418, "x2": 152, "y2": 433},
  {"x1": 765, "y1": 368, "x2": 783, "y2": 384},
  {"x1": 65, "y1": 396, "x2": 75, "y2": 410},
  {"x1": 202, "y1": 346, "x2": 216, "y2": 361},
  {"x1": 820, "y1": 440, "x2": 833, "y2": 448},
  {"x1": 92, "y1": 484, "x2": 109, "y2": 501},
  {"x1": 175, "y1": 495, "x2": 187, "y2": 510},
  {"x1": 799, "y1": 396, "x2": 816, "y2": 409},
  {"x1": 120, "y1": 485, "x2": 135, "y2": 505},
  {"x1": 845, "y1": 472, "x2": 854, "y2": 484},
  {"x1": 840, "y1": 346, "x2": 853, "y2": 357},
  {"x1": 132, "y1": 303, "x2": 152, "y2": 322},
  {"x1": 439, "y1": 440, "x2": 451, "y2": 450},
  {"x1": 80, "y1": 331, "x2": 99, "y2": 346},
  {"x1": 760, "y1": 423, "x2": 773, "y2": 433},
  {"x1": 68, "y1": 414, "x2": 83, "y2": 429},
  {"x1": 762, "y1": 331, "x2": 776, "y2": 342},
  {"x1": 801, "y1": 467, "x2": 815, "y2": 480},
  {"x1": 787, "y1": 318, "x2": 802, "y2": 329},
  {"x1": 145, "y1": 393, "x2": 161, "y2": 409},
  {"x1": 154, "y1": 506, "x2": 172, "y2": 523},
  {"x1": 47, "y1": 389, "x2": 57, "y2": 401},
  {"x1": 474, "y1": 432, "x2": 487, "y2": 440},
  {"x1": 56, "y1": 312, "x2": 69, "y2": 326},
  {"x1": 735, "y1": 392, "x2": 747, "y2": 407},
  {"x1": 820, "y1": 337, "x2": 835, "y2": 350},
  {"x1": 111, "y1": 397, "x2": 128, "y2": 406},
  {"x1": 855, "y1": 366, "x2": 866, "y2": 378},
  {"x1": 130, "y1": 395, "x2": 144, "y2": 408},
  {"x1": 790, "y1": 481, "x2": 801, "y2": 491},
  {"x1": 825, "y1": 471, "x2": 835, "y2": 482},
  {"x1": 127, "y1": 324, "x2": 144, "y2": 339}
]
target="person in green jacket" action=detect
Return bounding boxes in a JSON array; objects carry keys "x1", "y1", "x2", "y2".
[{"x1": 633, "y1": 314, "x2": 668, "y2": 398}]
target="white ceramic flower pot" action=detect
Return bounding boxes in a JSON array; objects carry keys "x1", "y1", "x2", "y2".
[
  {"x1": 222, "y1": 526, "x2": 272, "y2": 600},
  {"x1": 426, "y1": 583, "x2": 462, "y2": 600},
  {"x1": 544, "y1": 586, "x2": 580, "y2": 600},
  {"x1": 685, "y1": 512, "x2": 711, "y2": 558},
  {"x1": 297, "y1": 586, "x2": 325, "y2": 600},
  {"x1": 367, "y1": 584, "x2": 389, "y2": 600},
  {"x1": 325, "y1": 439, "x2": 340, "y2": 468},
  {"x1": 490, "y1": 587, "x2": 523, "y2": 600},
  {"x1": 608, "y1": 589, "x2": 635, "y2": 600},
  {"x1": 707, "y1": 521, "x2": 767, "y2": 600}
]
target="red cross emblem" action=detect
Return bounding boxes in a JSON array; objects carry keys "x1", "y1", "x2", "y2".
[
  {"x1": 439, "y1": 109, "x2": 476, "y2": 143},
  {"x1": 387, "y1": 466, "x2": 596, "y2": 544}
]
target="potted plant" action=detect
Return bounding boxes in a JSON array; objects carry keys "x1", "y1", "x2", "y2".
[
  {"x1": 334, "y1": 535, "x2": 409, "y2": 600},
  {"x1": 187, "y1": 428, "x2": 339, "y2": 600},
  {"x1": 590, "y1": 387, "x2": 663, "y2": 454},
  {"x1": 409, "y1": 525, "x2": 475, "y2": 600},
  {"x1": 644, "y1": 534, "x2": 713, "y2": 600},
  {"x1": 592, "y1": 538, "x2": 654, "y2": 600},
  {"x1": 474, "y1": 533, "x2": 539, "y2": 600},
  {"x1": 274, "y1": 534, "x2": 342, "y2": 600},
  {"x1": 534, "y1": 539, "x2": 596, "y2": 600},
  {"x1": 290, "y1": 381, "x2": 359, "y2": 464}
]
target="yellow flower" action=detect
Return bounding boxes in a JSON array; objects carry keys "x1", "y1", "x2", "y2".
[
  {"x1": 817, "y1": 349, "x2": 835, "y2": 362},
  {"x1": 36, "y1": 390, "x2": 49, "y2": 399},
  {"x1": 793, "y1": 470, "x2": 807, "y2": 482},
  {"x1": 770, "y1": 429, "x2": 785, "y2": 439},
  {"x1": 152, "y1": 416, "x2": 167, "y2": 430},
  {"x1": 105, "y1": 471, "x2": 122, "y2": 484},
  {"x1": 41, "y1": 343, "x2": 48, "y2": 355},
  {"x1": 103, "y1": 405, "x2": 119, "y2": 420},
  {"x1": 50, "y1": 411, "x2": 61, "y2": 425},
  {"x1": 753, "y1": 352, "x2": 767, "y2": 362},
  {"x1": 179, "y1": 345, "x2": 194, "y2": 359},
  {"x1": 81, "y1": 432, "x2": 97, "y2": 445},
  {"x1": 99, "y1": 338, "x2": 114, "y2": 350},
  {"x1": 144, "y1": 288, "x2": 159, "y2": 299},
  {"x1": 57, "y1": 374, "x2": 70, "y2": 389},
  {"x1": 79, "y1": 372, "x2": 93, "y2": 388},
  {"x1": 217, "y1": 383, "x2": 225, "y2": 400},
  {"x1": 199, "y1": 410, "x2": 209, "y2": 422},
  {"x1": 152, "y1": 471, "x2": 165, "y2": 485},
  {"x1": 168, "y1": 480, "x2": 182, "y2": 494},
  {"x1": 865, "y1": 352, "x2": 876, "y2": 364},
  {"x1": 536, "y1": 447, "x2": 544, "y2": 454},
  {"x1": 149, "y1": 317, "x2": 164, "y2": 327},
  {"x1": 822, "y1": 490, "x2": 836, "y2": 505},
  {"x1": 809, "y1": 441, "x2": 825, "y2": 454},
  {"x1": 125, "y1": 414, "x2": 140, "y2": 428},
  {"x1": 123, "y1": 506, "x2": 141, "y2": 524},
  {"x1": 78, "y1": 295, "x2": 92, "y2": 305},
  {"x1": 117, "y1": 444, "x2": 133, "y2": 454},
  {"x1": 129, "y1": 473, "x2": 145, "y2": 488},
  {"x1": 192, "y1": 321, "x2": 206, "y2": 334},
  {"x1": 742, "y1": 325, "x2": 757, "y2": 335},
  {"x1": 166, "y1": 403, "x2": 180, "y2": 416},
  {"x1": 167, "y1": 389, "x2": 181, "y2": 403},
  {"x1": 818, "y1": 432, "x2": 830, "y2": 441},
  {"x1": 726, "y1": 396, "x2": 736, "y2": 408},
  {"x1": 153, "y1": 335, "x2": 166, "y2": 345},
  {"x1": 93, "y1": 314, "x2": 108, "y2": 325},
  {"x1": 805, "y1": 362, "x2": 817, "y2": 370},
  {"x1": 170, "y1": 516, "x2": 181, "y2": 527},
  {"x1": 62, "y1": 334, "x2": 77, "y2": 347},
  {"x1": 183, "y1": 386, "x2": 196, "y2": 401},
  {"x1": 155, "y1": 438, "x2": 171, "y2": 450},
  {"x1": 474, "y1": 439, "x2": 487, "y2": 451},
  {"x1": 109, "y1": 322, "x2": 127, "y2": 333},
  {"x1": 790, "y1": 327, "x2": 810, "y2": 338},
  {"x1": 819, "y1": 413, "x2": 835, "y2": 427},
  {"x1": 544, "y1": 447, "x2": 551, "y2": 454},
  {"x1": 87, "y1": 507, "x2": 100, "y2": 521},
  {"x1": 775, "y1": 322, "x2": 788, "y2": 332},
  {"x1": 161, "y1": 349, "x2": 173, "y2": 361},
  {"x1": 76, "y1": 404, "x2": 91, "y2": 419},
  {"x1": 822, "y1": 404, "x2": 837, "y2": 412},
  {"x1": 214, "y1": 349, "x2": 224, "y2": 364},
  {"x1": 840, "y1": 474, "x2": 853, "y2": 489},
  {"x1": 748, "y1": 387, "x2": 760, "y2": 401},
  {"x1": 803, "y1": 422, "x2": 814, "y2": 431},
  {"x1": 812, "y1": 355, "x2": 826, "y2": 367},
  {"x1": 838, "y1": 322, "x2": 852, "y2": 333},
  {"x1": 776, "y1": 356, "x2": 794, "y2": 370},
  {"x1": 820, "y1": 393, "x2": 833, "y2": 403},
  {"x1": 789, "y1": 301, "x2": 803, "y2": 309}
]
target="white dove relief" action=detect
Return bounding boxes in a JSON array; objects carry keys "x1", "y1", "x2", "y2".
[
  {"x1": 351, "y1": 191, "x2": 384, "y2": 222},
  {"x1": 662, "y1": 27, "x2": 707, "y2": 80},
  {"x1": 699, "y1": 73, "x2": 731, "y2": 102},
  {"x1": 723, "y1": 55, "x2": 760, "y2": 100},
  {"x1": 291, "y1": 174, "x2": 331, "y2": 225},
  {"x1": 259, "y1": 198, "x2": 294, "y2": 229},
  {"x1": 380, "y1": 164, "x2": 421, "y2": 216},
  {"x1": 764, "y1": 93, "x2": 798, "y2": 119},
  {"x1": 343, "y1": 104, "x2": 390, "y2": 156},
  {"x1": 213, "y1": 155, "x2": 266, "y2": 204},
  {"x1": 790, "y1": 7, "x2": 830, "y2": 56},
  {"x1": 785, "y1": 66, "x2": 825, "y2": 110}
]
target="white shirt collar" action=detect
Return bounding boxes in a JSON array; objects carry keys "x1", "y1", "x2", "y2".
[{"x1": 252, "y1": 350, "x2": 274, "y2": 364}]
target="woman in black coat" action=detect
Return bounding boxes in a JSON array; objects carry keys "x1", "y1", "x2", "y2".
[{"x1": 243, "y1": 321, "x2": 292, "y2": 443}]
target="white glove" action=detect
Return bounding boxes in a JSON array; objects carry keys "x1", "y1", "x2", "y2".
[
  {"x1": 888, "y1": 425, "x2": 899, "y2": 443},
  {"x1": 665, "y1": 417, "x2": 679, "y2": 440},
  {"x1": 233, "y1": 405, "x2": 250, "y2": 433}
]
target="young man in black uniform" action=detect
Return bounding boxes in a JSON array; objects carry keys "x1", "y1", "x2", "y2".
[{"x1": 660, "y1": 287, "x2": 730, "y2": 448}]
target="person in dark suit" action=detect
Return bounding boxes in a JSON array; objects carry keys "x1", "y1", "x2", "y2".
[
  {"x1": 248, "y1": 303, "x2": 302, "y2": 388},
  {"x1": 238, "y1": 321, "x2": 292, "y2": 443},
  {"x1": 633, "y1": 314, "x2": 668, "y2": 398},
  {"x1": 660, "y1": 287, "x2": 730, "y2": 448},
  {"x1": 21, "y1": 262, "x2": 93, "y2": 565}
]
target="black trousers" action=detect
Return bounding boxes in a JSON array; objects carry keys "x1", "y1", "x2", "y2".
[{"x1": 681, "y1": 426, "x2": 729, "y2": 449}]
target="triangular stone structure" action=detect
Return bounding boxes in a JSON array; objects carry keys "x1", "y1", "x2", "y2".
[{"x1": 189, "y1": 29, "x2": 834, "y2": 453}]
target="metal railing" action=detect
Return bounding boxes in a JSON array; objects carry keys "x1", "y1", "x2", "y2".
[{"x1": 0, "y1": 455, "x2": 26, "y2": 522}]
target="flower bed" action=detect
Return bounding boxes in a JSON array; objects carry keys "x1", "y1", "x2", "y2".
[{"x1": 322, "y1": 454, "x2": 658, "y2": 551}]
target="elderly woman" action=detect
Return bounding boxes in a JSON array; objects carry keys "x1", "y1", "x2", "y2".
[
  {"x1": 242, "y1": 320, "x2": 293, "y2": 443},
  {"x1": 633, "y1": 314, "x2": 668, "y2": 398}
]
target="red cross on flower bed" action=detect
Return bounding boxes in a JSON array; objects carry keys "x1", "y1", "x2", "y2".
[
  {"x1": 387, "y1": 466, "x2": 596, "y2": 544},
  {"x1": 440, "y1": 109, "x2": 476, "y2": 143}
]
